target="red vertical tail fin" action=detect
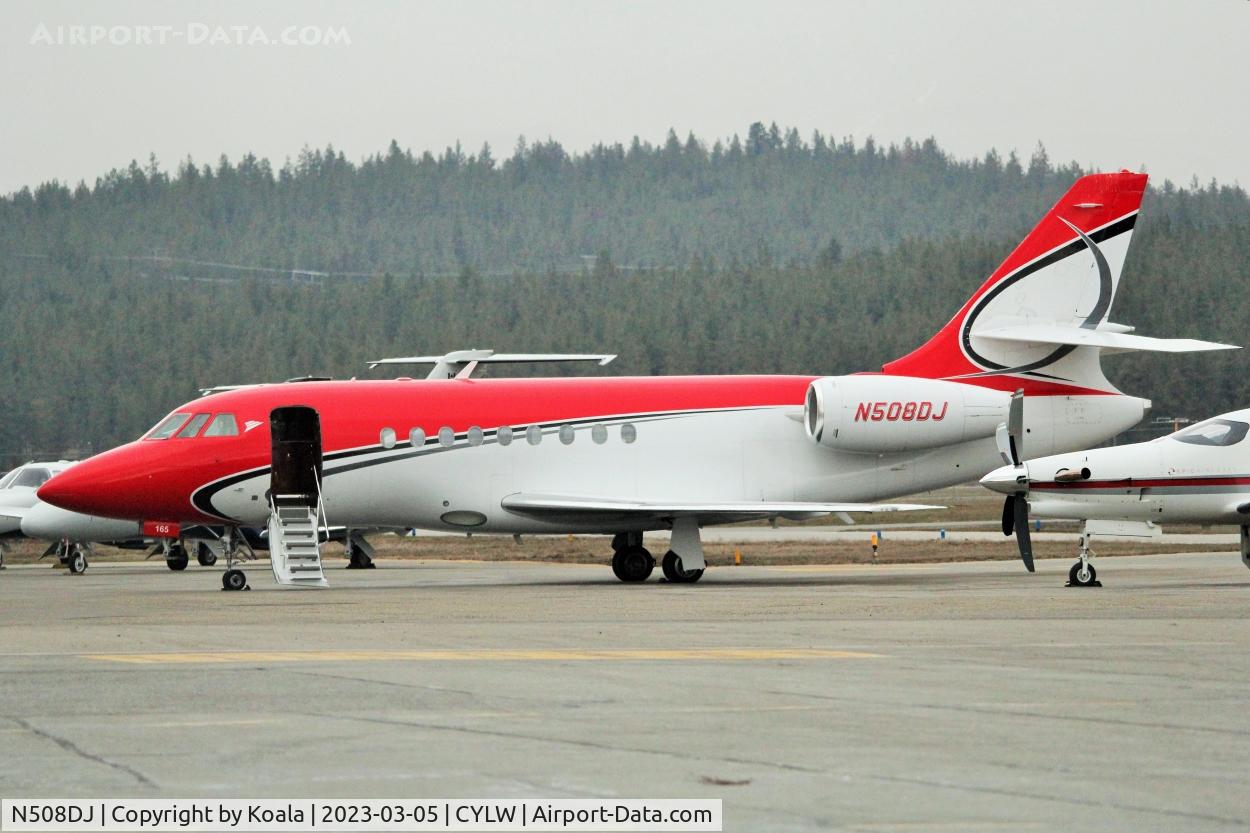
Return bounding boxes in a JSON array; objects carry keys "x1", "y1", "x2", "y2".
[{"x1": 882, "y1": 171, "x2": 1148, "y2": 392}]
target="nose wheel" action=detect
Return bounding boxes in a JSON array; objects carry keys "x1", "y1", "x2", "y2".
[
  {"x1": 1066, "y1": 530, "x2": 1101, "y2": 587},
  {"x1": 66, "y1": 544, "x2": 89, "y2": 574},
  {"x1": 219, "y1": 528, "x2": 253, "y2": 591},
  {"x1": 222, "y1": 569, "x2": 249, "y2": 591}
]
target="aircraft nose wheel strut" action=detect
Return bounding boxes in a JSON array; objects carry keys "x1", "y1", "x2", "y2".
[
  {"x1": 1067, "y1": 530, "x2": 1101, "y2": 587},
  {"x1": 219, "y1": 528, "x2": 251, "y2": 591}
]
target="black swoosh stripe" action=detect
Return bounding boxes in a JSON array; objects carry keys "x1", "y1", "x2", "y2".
[
  {"x1": 960, "y1": 212, "x2": 1136, "y2": 375},
  {"x1": 190, "y1": 405, "x2": 778, "y2": 521}
]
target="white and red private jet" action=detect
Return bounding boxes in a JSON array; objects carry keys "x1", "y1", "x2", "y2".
[
  {"x1": 983, "y1": 408, "x2": 1250, "y2": 586},
  {"x1": 37, "y1": 171, "x2": 1236, "y2": 590}
]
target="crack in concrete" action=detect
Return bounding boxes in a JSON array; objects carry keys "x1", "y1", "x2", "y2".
[
  {"x1": 316, "y1": 710, "x2": 1248, "y2": 827},
  {"x1": 8, "y1": 716, "x2": 157, "y2": 789},
  {"x1": 311, "y1": 710, "x2": 822, "y2": 774}
]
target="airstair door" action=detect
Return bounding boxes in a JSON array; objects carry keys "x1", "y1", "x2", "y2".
[{"x1": 267, "y1": 406, "x2": 327, "y2": 587}]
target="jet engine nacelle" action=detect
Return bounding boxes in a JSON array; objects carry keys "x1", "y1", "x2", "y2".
[{"x1": 804, "y1": 376, "x2": 1011, "y2": 453}]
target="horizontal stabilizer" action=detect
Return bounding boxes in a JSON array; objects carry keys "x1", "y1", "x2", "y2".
[
  {"x1": 974, "y1": 325, "x2": 1238, "y2": 355},
  {"x1": 502, "y1": 493, "x2": 939, "y2": 524},
  {"x1": 368, "y1": 349, "x2": 615, "y2": 379}
]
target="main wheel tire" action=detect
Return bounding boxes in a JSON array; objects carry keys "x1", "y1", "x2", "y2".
[
  {"x1": 166, "y1": 545, "x2": 190, "y2": 571},
  {"x1": 196, "y1": 544, "x2": 218, "y2": 567},
  {"x1": 661, "y1": 551, "x2": 704, "y2": 583},
  {"x1": 222, "y1": 569, "x2": 247, "y2": 591},
  {"x1": 1069, "y1": 561, "x2": 1097, "y2": 587},
  {"x1": 346, "y1": 547, "x2": 375, "y2": 569},
  {"x1": 612, "y1": 547, "x2": 654, "y2": 582},
  {"x1": 67, "y1": 548, "x2": 87, "y2": 574}
]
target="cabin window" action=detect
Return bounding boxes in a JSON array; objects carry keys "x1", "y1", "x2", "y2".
[
  {"x1": 621, "y1": 423, "x2": 637, "y2": 444},
  {"x1": 380, "y1": 427, "x2": 397, "y2": 449},
  {"x1": 176, "y1": 414, "x2": 211, "y2": 438},
  {"x1": 147, "y1": 412, "x2": 191, "y2": 440},
  {"x1": 12, "y1": 467, "x2": 51, "y2": 488},
  {"x1": 497, "y1": 426, "x2": 513, "y2": 446},
  {"x1": 410, "y1": 427, "x2": 426, "y2": 447},
  {"x1": 468, "y1": 426, "x2": 485, "y2": 446},
  {"x1": 202, "y1": 413, "x2": 240, "y2": 437},
  {"x1": 1172, "y1": 418, "x2": 1249, "y2": 447},
  {"x1": 559, "y1": 424, "x2": 575, "y2": 445},
  {"x1": 526, "y1": 425, "x2": 542, "y2": 446},
  {"x1": 591, "y1": 424, "x2": 608, "y2": 444},
  {"x1": 438, "y1": 427, "x2": 455, "y2": 447}
]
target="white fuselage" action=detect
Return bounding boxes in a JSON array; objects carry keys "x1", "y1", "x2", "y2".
[
  {"x1": 985, "y1": 408, "x2": 1250, "y2": 526},
  {"x1": 204, "y1": 393, "x2": 1150, "y2": 533}
]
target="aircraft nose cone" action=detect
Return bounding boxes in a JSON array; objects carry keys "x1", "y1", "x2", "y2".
[
  {"x1": 37, "y1": 466, "x2": 98, "y2": 515},
  {"x1": 980, "y1": 464, "x2": 1022, "y2": 495}
]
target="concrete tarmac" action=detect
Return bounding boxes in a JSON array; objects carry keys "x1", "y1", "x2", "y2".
[{"x1": 1, "y1": 553, "x2": 1249, "y2": 831}]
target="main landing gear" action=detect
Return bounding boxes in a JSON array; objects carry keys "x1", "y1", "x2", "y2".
[
  {"x1": 344, "y1": 529, "x2": 376, "y2": 569},
  {"x1": 196, "y1": 541, "x2": 218, "y2": 567},
  {"x1": 165, "y1": 543, "x2": 190, "y2": 571},
  {"x1": 1067, "y1": 529, "x2": 1101, "y2": 588},
  {"x1": 611, "y1": 532, "x2": 655, "y2": 582},
  {"x1": 662, "y1": 550, "x2": 704, "y2": 583},
  {"x1": 610, "y1": 524, "x2": 707, "y2": 584}
]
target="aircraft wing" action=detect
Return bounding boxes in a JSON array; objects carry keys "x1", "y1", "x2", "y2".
[
  {"x1": 0, "y1": 505, "x2": 26, "y2": 535},
  {"x1": 501, "y1": 493, "x2": 940, "y2": 525},
  {"x1": 973, "y1": 325, "x2": 1238, "y2": 355}
]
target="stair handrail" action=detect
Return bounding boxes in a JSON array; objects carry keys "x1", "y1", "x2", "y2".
[{"x1": 312, "y1": 466, "x2": 330, "y2": 539}]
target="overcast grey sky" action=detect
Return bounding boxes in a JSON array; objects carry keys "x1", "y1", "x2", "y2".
[{"x1": 2, "y1": 0, "x2": 1247, "y2": 195}]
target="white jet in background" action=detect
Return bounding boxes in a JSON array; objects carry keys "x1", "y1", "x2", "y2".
[
  {"x1": 983, "y1": 407, "x2": 1250, "y2": 586},
  {"x1": 0, "y1": 459, "x2": 153, "y2": 573}
]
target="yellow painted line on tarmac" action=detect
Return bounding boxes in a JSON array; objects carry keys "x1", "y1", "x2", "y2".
[{"x1": 81, "y1": 647, "x2": 881, "y2": 665}]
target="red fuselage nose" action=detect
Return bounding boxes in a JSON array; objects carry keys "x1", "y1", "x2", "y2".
[{"x1": 37, "y1": 440, "x2": 224, "y2": 524}]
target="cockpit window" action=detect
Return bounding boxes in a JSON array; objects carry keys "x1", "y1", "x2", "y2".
[
  {"x1": 203, "y1": 413, "x2": 240, "y2": 437},
  {"x1": 146, "y1": 412, "x2": 191, "y2": 440},
  {"x1": 12, "y1": 467, "x2": 51, "y2": 488},
  {"x1": 1172, "y1": 418, "x2": 1249, "y2": 447},
  {"x1": 176, "y1": 413, "x2": 211, "y2": 438},
  {"x1": 0, "y1": 470, "x2": 17, "y2": 489}
]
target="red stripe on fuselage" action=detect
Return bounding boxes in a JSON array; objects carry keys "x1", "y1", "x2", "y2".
[
  {"x1": 201, "y1": 375, "x2": 816, "y2": 453},
  {"x1": 1032, "y1": 476, "x2": 1250, "y2": 491}
]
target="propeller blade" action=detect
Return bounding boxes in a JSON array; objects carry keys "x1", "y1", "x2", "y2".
[
  {"x1": 1008, "y1": 389, "x2": 1024, "y2": 462},
  {"x1": 1013, "y1": 493, "x2": 1034, "y2": 572},
  {"x1": 1001, "y1": 495, "x2": 1015, "y2": 537},
  {"x1": 995, "y1": 423, "x2": 1014, "y2": 466}
]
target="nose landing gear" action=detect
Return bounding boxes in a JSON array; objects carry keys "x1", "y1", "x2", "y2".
[
  {"x1": 66, "y1": 543, "x2": 89, "y2": 574},
  {"x1": 222, "y1": 569, "x2": 248, "y2": 591},
  {"x1": 219, "y1": 528, "x2": 253, "y2": 591},
  {"x1": 1067, "y1": 529, "x2": 1101, "y2": 587}
]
